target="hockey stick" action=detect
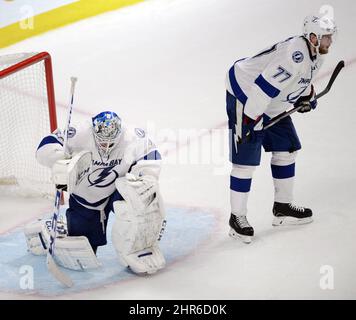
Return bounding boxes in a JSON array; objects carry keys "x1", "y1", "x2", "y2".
[
  {"x1": 264, "y1": 60, "x2": 345, "y2": 130},
  {"x1": 63, "y1": 77, "x2": 78, "y2": 158},
  {"x1": 46, "y1": 189, "x2": 73, "y2": 287},
  {"x1": 46, "y1": 77, "x2": 78, "y2": 287}
]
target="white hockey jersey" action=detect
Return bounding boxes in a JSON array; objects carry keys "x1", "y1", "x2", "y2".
[
  {"x1": 226, "y1": 36, "x2": 324, "y2": 120},
  {"x1": 36, "y1": 121, "x2": 161, "y2": 210}
]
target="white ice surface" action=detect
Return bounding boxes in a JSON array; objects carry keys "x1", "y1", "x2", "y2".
[{"x1": 0, "y1": 0, "x2": 356, "y2": 299}]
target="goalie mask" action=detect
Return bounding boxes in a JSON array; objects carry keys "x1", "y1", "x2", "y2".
[{"x1": 92, "y1": 111, "x2": 121, "y2": 156}]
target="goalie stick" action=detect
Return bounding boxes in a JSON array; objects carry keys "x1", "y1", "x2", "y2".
[
  {"x1": 46, "y1": 189, "x2": 73, "y2": 287},
  {"x1": 63, "y1": 77, "x2": 78, "y2": 158},
  {"x1": 264, "y1": 60, "x2": 345, "y2": 130},
  {"x1": 46, "y1": 76, "x2": 78, "y2": 288}
]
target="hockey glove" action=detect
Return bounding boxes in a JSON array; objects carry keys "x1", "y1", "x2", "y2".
[
  {"x1": 295, "y1": 85, "x2": 318, "y2": 113},
  {"x1": 239, "y1": 114, "x2": 261, "y2": 144}
]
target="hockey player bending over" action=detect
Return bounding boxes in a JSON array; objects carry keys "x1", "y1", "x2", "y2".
[
  {"x1": 226, "y1": 14, "x2": 337, "y2": 243},
  {"x1": 25, "y1": 111, "x2": 166, "y2": 275}
]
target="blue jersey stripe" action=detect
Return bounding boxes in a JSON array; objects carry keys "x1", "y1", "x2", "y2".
[
  {"x1": 128, "y1": 150, "x2": 162, "y2": 173},
  {"x1": 71, "y1": 193, "x2": 109, "y2": 208},
  {"x1": 230, "y1": 176, "x2": 252, "y2": 193},
  {"x1": 137, "y1": 150, "x2": 162, "y2": 162},
  {"x1": 37, "y1": 135, "x2": 63, "y2": 150},
  {"x1": 143, "y1": 150, "x2": 162, "y2": 160},
  {"x1": 255, "y1": 74, "x2": 281, "y2": 98},
  {"x1": 128, "y1": 161, "x2": 137, "y2": 173},
  {"x1": 229, "y1": 66, "x2": 248, "y2": 105},
  {"x1": 271, "y1": 163, "x2": 295, "y2": 179}
]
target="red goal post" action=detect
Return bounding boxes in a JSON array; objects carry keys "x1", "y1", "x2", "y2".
[
  {"x1": 0, "y1": 52, "x2": 58, "y2": 196},
  {"x1": 0, "y1": 52, "x2": 57, "y2": 130}
]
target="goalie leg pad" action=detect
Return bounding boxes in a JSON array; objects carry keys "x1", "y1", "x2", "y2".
[
  {"x1": 24, "y1": 219, "x2": 101, "y2": 270},
  {"x1": 123, "y1": 245, "x2": 166, "y2": 275},
  {"x1": 41, "y1": 221, "x2": 101, "y2": 271},
  {"x1": 112, "y1": 175, "x2": 166, "y2": 274}
]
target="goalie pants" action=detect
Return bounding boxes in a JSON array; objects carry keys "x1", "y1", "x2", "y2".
[{"x1": 66, "y1": 191, "x2": 123, "y2": 252}]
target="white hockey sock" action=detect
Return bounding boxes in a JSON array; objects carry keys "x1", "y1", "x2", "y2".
[
  {"x1": 271, "y1": 152, "x2": 297, "y2": 203},
  {"x1": 230, "y1": 165, "x2": 256, "y2": 216}
]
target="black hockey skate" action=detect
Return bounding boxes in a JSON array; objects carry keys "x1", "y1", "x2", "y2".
[
  {"x1": 229, "y1": 214, "x2": 254, "y2": 244},
  {"x1": 272, "y1": 202, "x2": 313, "y2": 226}
]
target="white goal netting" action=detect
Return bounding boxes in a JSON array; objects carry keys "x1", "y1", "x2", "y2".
[{"x1": 0, "y1": 52, "x2": 56, "y2": 197}]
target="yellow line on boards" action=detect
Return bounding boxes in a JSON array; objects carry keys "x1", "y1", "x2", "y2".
[{"x1": 0, "y1": 0, "x2": 144, "y2": 49}]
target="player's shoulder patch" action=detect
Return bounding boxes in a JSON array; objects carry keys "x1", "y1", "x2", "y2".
[
  {"x1": 134, "y1": 128, "x2": 146, "y2": 138},
  {"x1": 292, "y1": 51, "x2": 304, "y2": 63}
]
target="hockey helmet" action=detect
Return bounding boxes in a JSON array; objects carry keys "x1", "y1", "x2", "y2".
[{"x1": 303, "y1": 14, "x2": 337, "y2": 48}]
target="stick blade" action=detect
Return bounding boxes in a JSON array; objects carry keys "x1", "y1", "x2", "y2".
[
  {"x1": 331, "y1": 60, "x2": 345, "y2": 79},
  {"x1": 46, "y1": 254, "x2": 74, "y2": 288},
  {"x1": 315, "y1": 60, "x2": 345, "y2": 100},
  {"x1": 327, "y1": 60, "x2": 345, "y2": 89}
]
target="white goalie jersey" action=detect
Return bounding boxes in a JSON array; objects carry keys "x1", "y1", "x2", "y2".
[{"x1": 36, "y1": 121, "x2": 162, "y2": 210}]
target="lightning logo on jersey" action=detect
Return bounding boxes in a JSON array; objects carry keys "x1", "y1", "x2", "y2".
[{"x1": 88, "y1": 167, "x2": 119, "y2": 188}]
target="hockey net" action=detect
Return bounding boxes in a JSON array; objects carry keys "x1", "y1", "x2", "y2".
[{"x1": 0, "y1": 52, "x2": 57, "y2": 197}]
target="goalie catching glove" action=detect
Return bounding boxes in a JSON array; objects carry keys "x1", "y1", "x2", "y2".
[{"x1": 112, "y1": 172, "x2": 166, "y2": 275}]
